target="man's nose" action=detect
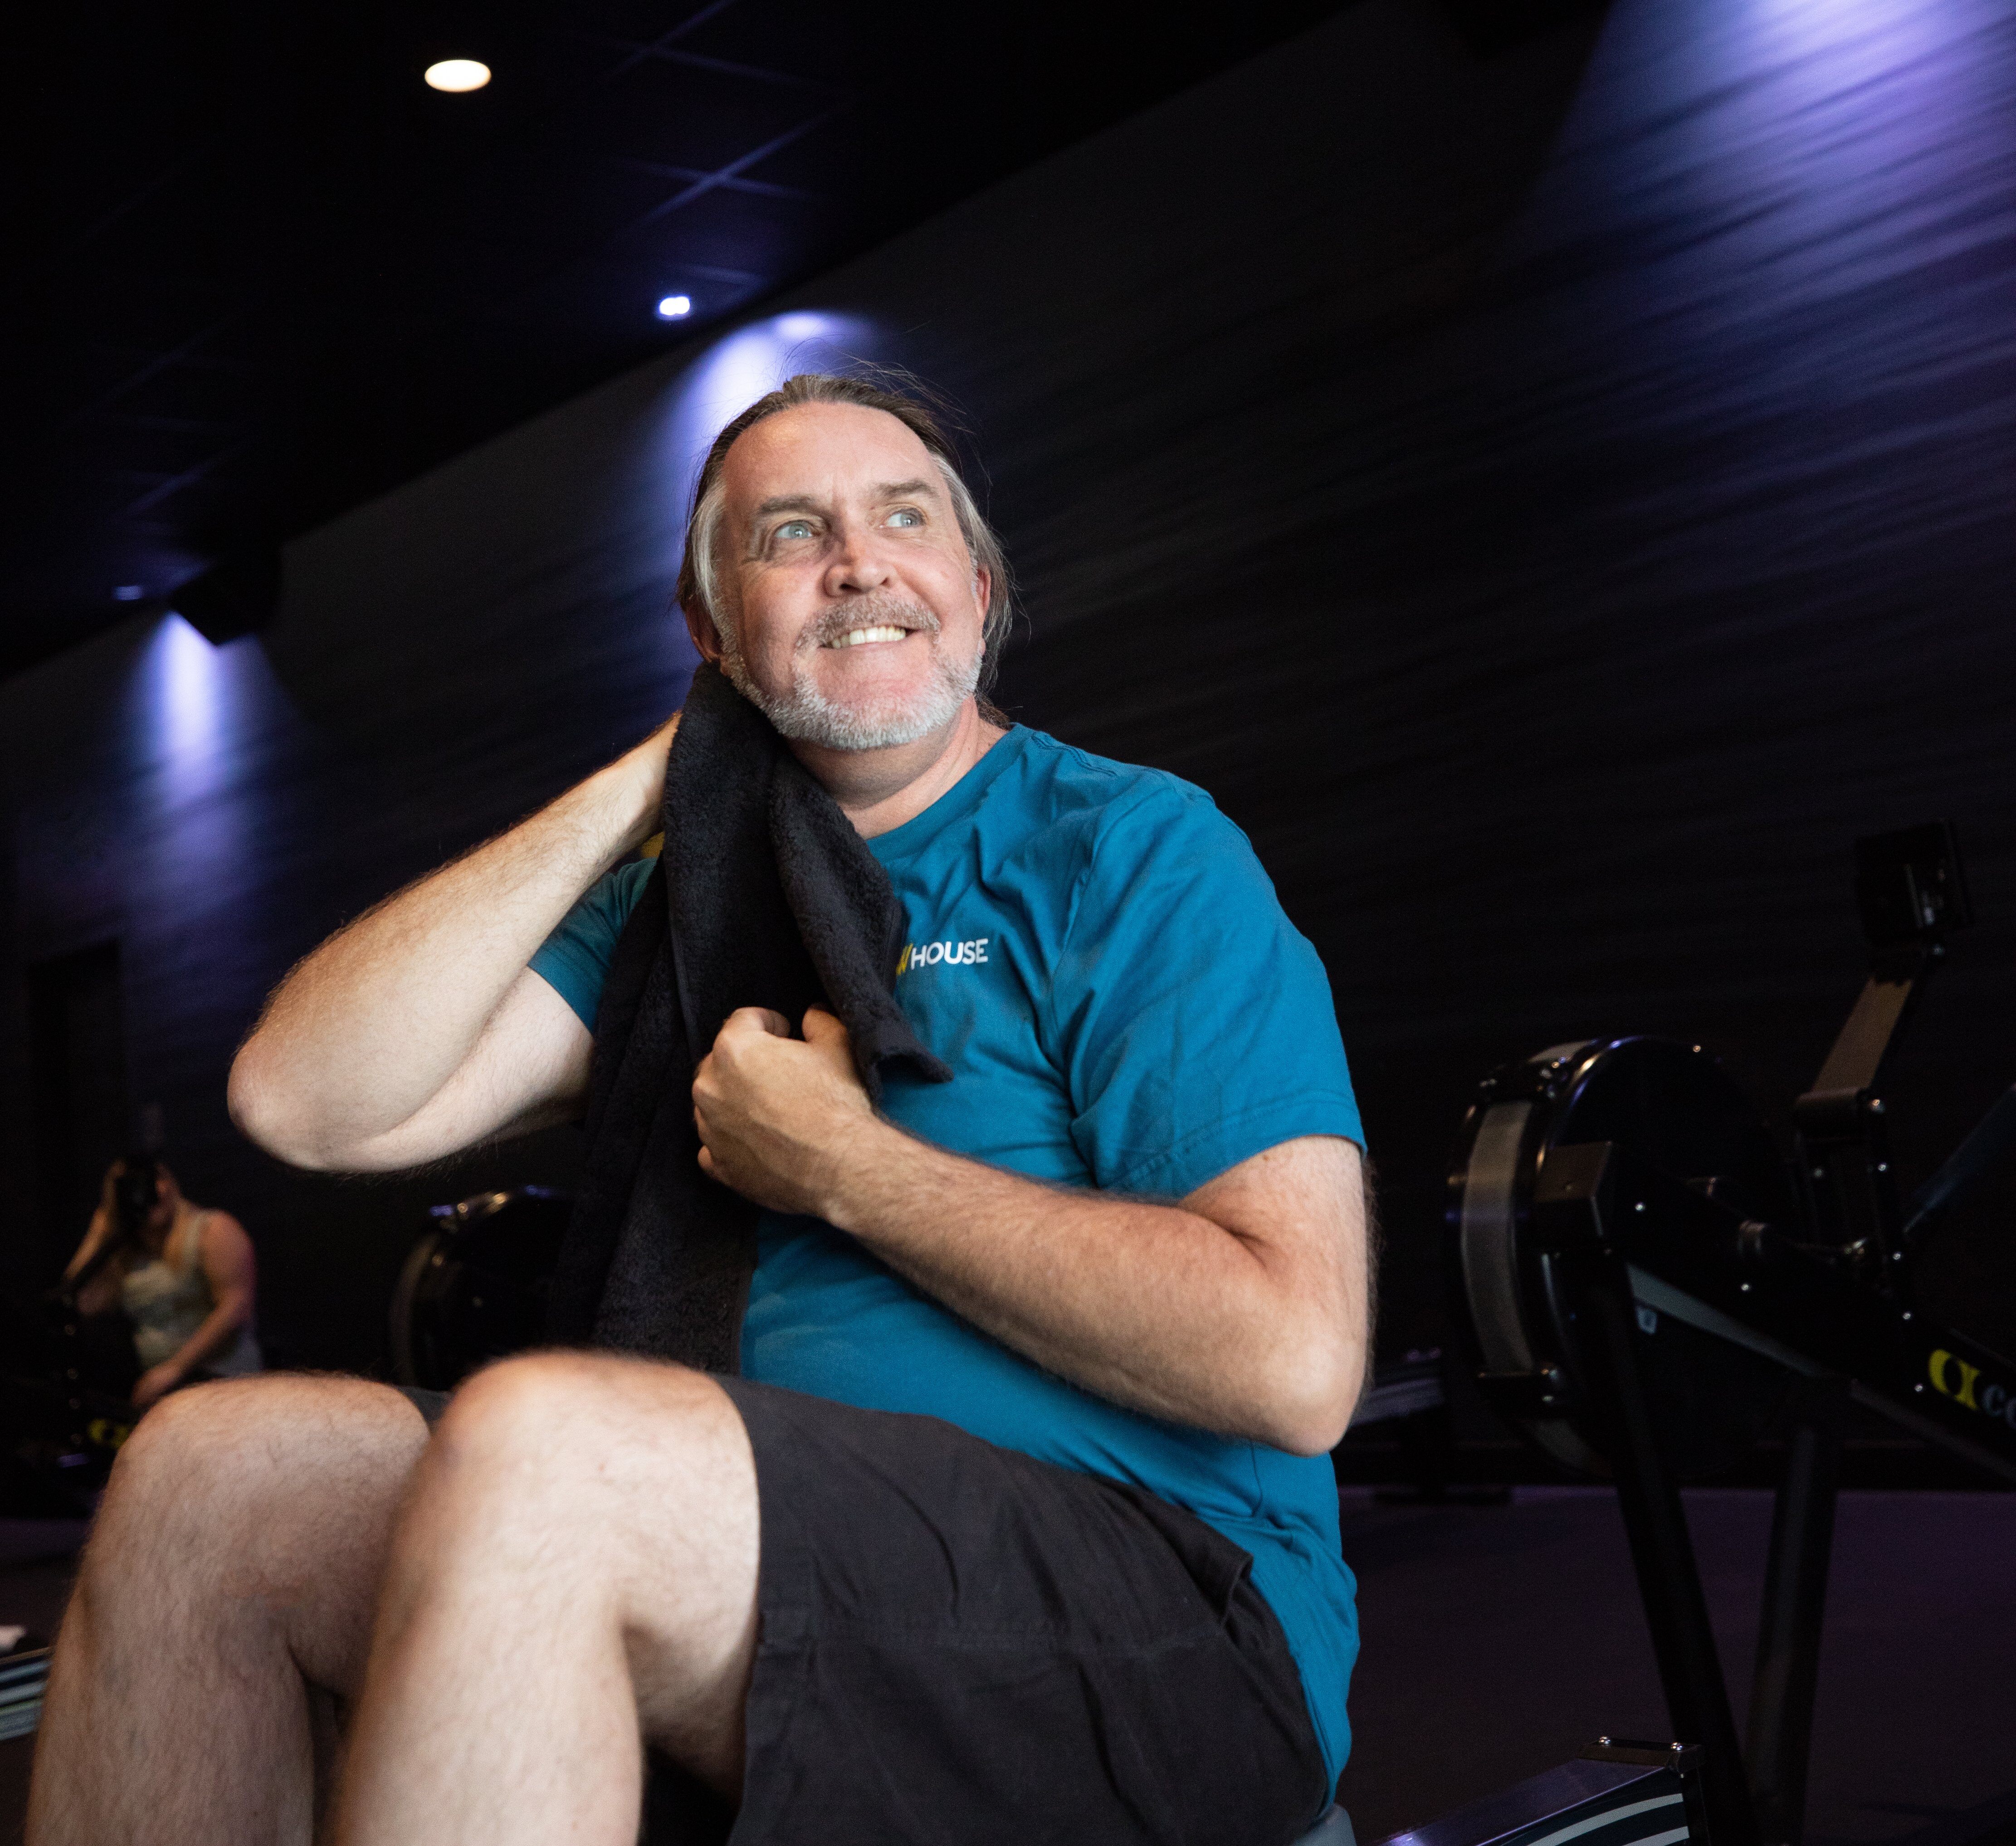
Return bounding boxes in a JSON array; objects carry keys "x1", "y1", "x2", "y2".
[{"x1": 823, "y1": 521, "x2": 896, "y2": 594}]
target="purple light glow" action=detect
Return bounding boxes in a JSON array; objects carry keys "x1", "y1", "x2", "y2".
[
  {"x1": 155, "y1": 613, "x2": 224, "y2": 792},
  {"x1": 659, "y1": 309, "x2": 881, "y2": 522},
  {"x1": 134, "y1": 612, "x2": 283, "y2": 894},
  {"x1": 1584, "y1": 0, "x2": 2004, "y2": 275}
]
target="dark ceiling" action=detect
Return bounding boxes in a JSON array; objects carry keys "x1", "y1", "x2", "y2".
[{"x1": 1, "y1": 0, "x2": 1385, "y2": 679}]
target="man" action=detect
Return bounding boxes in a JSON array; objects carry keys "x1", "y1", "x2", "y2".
[{"x1": 29, "y1": 374, "x2": 1369, "y2": 1846}]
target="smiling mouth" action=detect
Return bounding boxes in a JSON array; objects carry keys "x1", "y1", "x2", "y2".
[{"x1": 822, "y1": 624, "x2": 913, "y2": 649}]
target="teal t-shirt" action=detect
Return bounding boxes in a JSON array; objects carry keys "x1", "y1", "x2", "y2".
[{"x1": 530, "y1": 725, "x2": 1364, "y2": 1783}]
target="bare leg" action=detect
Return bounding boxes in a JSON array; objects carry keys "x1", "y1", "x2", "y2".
[
  {"x1": 28, "y1": 1376, "x2": 430, "y2": 1846},
  {"x1": 332, "y1": 1353, "x2": 760, "y2": 1846}
]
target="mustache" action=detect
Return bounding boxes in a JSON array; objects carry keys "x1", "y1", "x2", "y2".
[{"x1": 799, "y1": 596, "x2": 943, "y2": 650}]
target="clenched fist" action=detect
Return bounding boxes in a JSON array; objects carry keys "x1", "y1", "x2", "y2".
[{"x1": 692, "y1": 1006, "x2": 883, "y2": 1218}]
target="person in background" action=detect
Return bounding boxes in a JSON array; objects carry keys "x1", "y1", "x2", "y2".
[{"x1": 63, "y1": 1157, "x2": 261, "y2": 1410}]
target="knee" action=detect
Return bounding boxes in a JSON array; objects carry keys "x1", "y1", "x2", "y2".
[
  {"x1": 101, "y1": 1378, "x2": 286, "y2": 1535},
  {"x1": 428, "y1": 1353, "x2": 726, "y2": 1511},
  {"x1": 434, "y1": 1351, "x2": 605, "y2": 1461},
  {"x1": 93, "y1": 1376, "x2": 421, "y2": 1572}
]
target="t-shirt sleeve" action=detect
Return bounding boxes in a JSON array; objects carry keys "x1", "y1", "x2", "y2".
[
  {"x1": 1046, "y1": 781, "x2": 1362, "y2": 1199},
  {"x1": 527, "y1": 859, "x2": 656, "y2": 1030}
]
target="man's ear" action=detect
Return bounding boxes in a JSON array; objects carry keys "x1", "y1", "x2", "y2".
[
  {"x1": 683, "y1": 596, "x2": 725, "y2": 664},
  {"x1": 972, "y1": 566, "x2": 991, "y2": 621}
]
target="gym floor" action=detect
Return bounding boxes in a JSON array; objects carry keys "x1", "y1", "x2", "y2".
[
  {"x1": 1332, "y1": 1486, "x2": 2016, "y2": 1845},
  {"x1": 3, "y1": 1488, "x2": 2012, "y2": 1844}
]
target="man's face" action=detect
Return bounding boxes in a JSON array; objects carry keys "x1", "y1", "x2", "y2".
[{"x1": 698, "y1": 402, "x2": 990, "y2": 751}]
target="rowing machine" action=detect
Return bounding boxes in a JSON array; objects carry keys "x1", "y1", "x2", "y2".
[{"x1": 1448, "y1": 822, "x2": 2016, "y2": 1846}]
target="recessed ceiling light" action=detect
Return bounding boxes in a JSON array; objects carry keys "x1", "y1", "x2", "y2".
[
  {"x1": 656, "y1": 295, "x2": 693, "y2": 320},
  {"x1": 425, "y1": 59, "x2": 491, "y2": 93},
  {"x1": 113, "y1": 584, "x2": 144, "y2": 601}
]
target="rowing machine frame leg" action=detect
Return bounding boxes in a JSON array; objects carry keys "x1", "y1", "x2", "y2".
[
  {"x1": 1577, "y1": 1262, "x2": 1760, "y2": 1846},
  {"x1": 1746, "y1": 1377, "x2": 1846, "y2": 1846}
]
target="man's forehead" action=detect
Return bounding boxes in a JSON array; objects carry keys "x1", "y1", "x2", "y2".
[{"x1": 722, "y1": 402, "x2": 935, "y2": 503}]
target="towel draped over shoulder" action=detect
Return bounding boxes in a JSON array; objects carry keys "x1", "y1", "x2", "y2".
[{"x1": 546, "y1": 662, "x2": 952, "y2": 1371}]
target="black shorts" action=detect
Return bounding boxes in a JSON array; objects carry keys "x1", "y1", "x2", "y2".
[{"x1": 402, "y1": 1375, "x2": 1331, "y2": 1845}]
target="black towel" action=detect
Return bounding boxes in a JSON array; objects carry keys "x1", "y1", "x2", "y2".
[{"x1": 546, "y1": 662, "x2": 954, "y2": 1370}]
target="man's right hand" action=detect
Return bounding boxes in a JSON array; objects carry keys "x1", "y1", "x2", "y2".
[{"x1": 228, "y1": 711, "x2": 679, "y2": 1173}]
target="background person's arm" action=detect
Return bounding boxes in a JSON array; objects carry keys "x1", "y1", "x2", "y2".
[
  {"x1": 693, "y1": 1008, "x2": 1370, "y2": 1455},
  {"x1": 63, "y1": 1180, "x2": 125, "y2": 1317},
  {"x1": 131, "y1": 1212, "x2": 258, "y2": 1409},
  {"x1": 229, "y1": 717, "x2": 675, "y2": 1172}
]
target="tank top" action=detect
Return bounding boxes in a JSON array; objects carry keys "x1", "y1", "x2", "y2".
[{"x1": 120, "y1": 1209, "x2": 263, "y2": 1377}]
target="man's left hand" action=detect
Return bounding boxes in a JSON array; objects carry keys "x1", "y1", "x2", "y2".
[{"x1": 693, "y1": 1007, "x2": 883, "y2": 1217}]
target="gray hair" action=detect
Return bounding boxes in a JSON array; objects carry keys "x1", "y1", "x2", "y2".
[{"x1": 676, "y1": 372, "x2": 1014, "y2": 692}]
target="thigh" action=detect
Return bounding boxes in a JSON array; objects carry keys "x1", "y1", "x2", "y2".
[
  {"x1": 95, "y1": 1372, "x2": 431, "y2": 1695},
  {"x1": 713, "y1": 1379, "x2": 1329, "y2": 1846}
]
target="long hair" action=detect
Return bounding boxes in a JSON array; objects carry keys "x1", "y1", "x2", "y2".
[{"x1": 675, "y1": 372, "x2": 1015, "y2": 694}]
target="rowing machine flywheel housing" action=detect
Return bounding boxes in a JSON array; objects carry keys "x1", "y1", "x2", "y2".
[
  {"x1": 390, "y1": 1187, "x2": 573, "y2": 1392},
  {"x1": 1448, "y1": 1038, "x2": 1797, "y2": 1480}
]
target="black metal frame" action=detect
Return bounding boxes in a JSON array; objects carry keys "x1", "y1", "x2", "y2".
[
  {"x1": 1525, "y1": 1118, "x2": 2016, "y2": 1844},
  {"x1": 1532, "y1": 1148, "x2": 1852, "y2": 1846},
  {"x1": 1450, "y1": 823, "x2": 2016, "y2": 1846},
  {"x1": 1744, "y1": 1377, "x2": 1844, "y2": 1845}
]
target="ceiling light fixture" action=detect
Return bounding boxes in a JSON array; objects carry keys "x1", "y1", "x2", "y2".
[
  {"x1": 113, "y1": 584, "x2": 144, "y2": 602},
  {"x1": 424, "y1": 59, "x2": 491, "y2": 93},
  {"x1": 657, "y1": 295, "x2": 693, "y2": 320}
]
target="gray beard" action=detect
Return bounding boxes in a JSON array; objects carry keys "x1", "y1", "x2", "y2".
[{"x1": 718, "y1": 595, "x2": 981, "y2": 752}]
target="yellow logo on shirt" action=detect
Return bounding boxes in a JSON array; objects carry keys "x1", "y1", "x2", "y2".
[{"x1": 898, "y1": 937, "x2": 991, "y2": 974}]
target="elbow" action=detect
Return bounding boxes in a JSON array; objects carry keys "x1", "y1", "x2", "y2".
[
  {"x1": 1255, "y1": 1340, "x2": 1365, "y2": 1458},
  {"x1": 1265, "y1": 1408, "x2": 1352, "y2": 1461},
  {"x1": 227, "y1": 1040, "x2": 337, "y2": 1171}
]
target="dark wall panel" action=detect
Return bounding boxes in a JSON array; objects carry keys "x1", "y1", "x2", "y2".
[{"x1": 5, "y1": 0, "x2": 2014, "y2": 1385}]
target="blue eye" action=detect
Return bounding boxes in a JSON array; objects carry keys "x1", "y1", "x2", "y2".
[
  {"x1": 776, "y1": 520, "x2": 814, "y2": 541},
  {"x1": 888, "y1": 508, "x2": 923, "y2": 528}
]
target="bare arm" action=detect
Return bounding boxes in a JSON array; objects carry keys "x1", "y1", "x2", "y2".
[
  {"x1": 694, "y1": 1009, "x2": 1370, "y2": 1455},
  {"x1": 229, "y1": 718, "x2": 675, "y2": 1172},
  {"x1": 63, "y1": 1197, "x2": 124, "y2": 1317}
]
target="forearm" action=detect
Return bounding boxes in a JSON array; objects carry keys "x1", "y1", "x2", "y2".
[
  {"x1": 66, "y1": 1209, "x2": 122, "y2": 1314},
  {"x1": 64, "y1": 1208, "x2": 112, "y2": 1282},
  {"x1": 230, "y1": 740, "x2": 660, "y2": 1166},
  {"x1": 820, "y1": 1126, "x2": 1362, "y2": 1452}
]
